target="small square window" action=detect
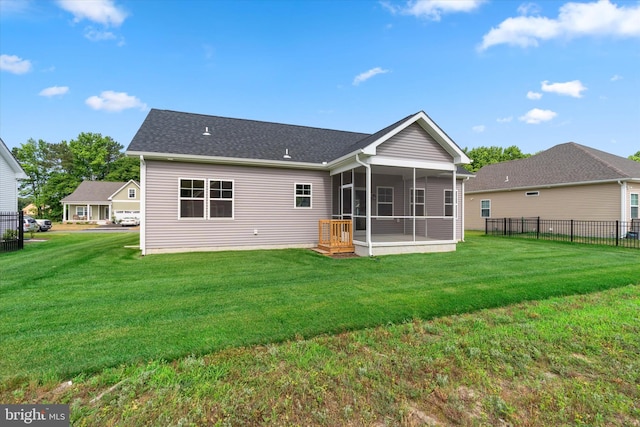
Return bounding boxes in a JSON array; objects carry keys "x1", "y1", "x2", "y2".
[{"x1": 295, "y1": 184, "x2": 312, "y2": 208}]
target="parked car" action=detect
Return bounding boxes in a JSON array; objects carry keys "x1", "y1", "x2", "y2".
[
  {"x1": 23, "y1": 216, "x2": 38, "y2": 233},
  {"x1": 120, "y1": 217, "x2": 140, "y2": 227},
  {"x1": 35, "y1": 219, "x2": 52, "y2": 232}
]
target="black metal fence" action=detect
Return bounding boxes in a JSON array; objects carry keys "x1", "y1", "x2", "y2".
[
  {"x1": 486, "y1": 217, "x2": 640, "y2": 249},
  {"x1": 1, "y1": 211, "x2": 24, "y2": 253}
]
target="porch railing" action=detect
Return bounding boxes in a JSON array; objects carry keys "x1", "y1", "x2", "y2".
[{"x1": 318, "y1": 220, "x2": 354, "y2": 254}]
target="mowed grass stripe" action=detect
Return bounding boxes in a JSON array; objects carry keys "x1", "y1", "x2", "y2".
[{"x1": 0, "y1": 232, "x2": 637, "y2": 381}]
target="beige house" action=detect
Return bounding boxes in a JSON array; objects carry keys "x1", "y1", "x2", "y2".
[
  {"x1": 61, "y1": 180, "x2": 140, "y2": 223},
  {"x1": 465, "y1": 142, "x2": 640, "y2": 230},
  {"x1": 127, "y1": 109, "x2": 473, "y2": 256}
]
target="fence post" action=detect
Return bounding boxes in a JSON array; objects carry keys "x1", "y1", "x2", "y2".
[
  {"x1": 503, "y1": 218, "x2": 507, "y2": 236},
  {"x1": 570, "y1": 219, "x2": 574, "y2": 242},
  {"x1": 616, "y1": 221, "x2": 619, "y2": 247},
  {"x1": 485, "y1": 218, "x2": 488, "y2": 235},
  {"x1": 18, "y1": 211, "x2": 24, "y2": 249},
  {"x1": 536, "y1": 217, "x2": 540, "y2": 239}
]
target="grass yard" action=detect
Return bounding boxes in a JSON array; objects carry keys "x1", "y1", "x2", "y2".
[
  {"x1": 2, "y1": 282, "x2": 639, "y2": 425},
  {"x1": 0, "y1": 232, "x2": 638, "y2": 384}
]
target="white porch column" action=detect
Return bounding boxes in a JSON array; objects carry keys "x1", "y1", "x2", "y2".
[{"x1": 452, "y1": 168, "x2": 457, "y2": 241}]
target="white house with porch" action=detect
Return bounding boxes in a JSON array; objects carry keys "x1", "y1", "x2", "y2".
[{"x1": 61, "y1": 180, "x2": 140, "y2": 224}]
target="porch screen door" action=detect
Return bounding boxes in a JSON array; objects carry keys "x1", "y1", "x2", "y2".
[{"x1": 341, "y1": 184, "x2": 352, "y2": 220}]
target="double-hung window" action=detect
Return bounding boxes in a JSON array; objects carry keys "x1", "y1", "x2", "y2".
[
  {"x1": 444, "y1": 189, "x2": 454, "y2": 217},
  {"x1": 631, "y1": 194, "x2": 639, "y2": 219},
  {"x1": 481, "y1": 199, "x2": 491, "y2": 218},
  {"x1": 410, "y1": 188, "x2": 425, "y2": 216},
  {"x1": 210, "y1": 180, "x2": 234, "y2": 218},
  {"x1": 295, "y1": 183, "x2": 312, "y2": 208},
  {"x1": 128, "y1": 188, "x2": 136, "y2": 199},
  {"x1": 179, "y1": 179, "x2": 205, "y2": 218},
  {"x1": 377, "y1": 187, "x2": 393, "y2": 217}
]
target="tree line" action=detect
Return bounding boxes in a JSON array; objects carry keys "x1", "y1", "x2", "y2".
[
  {"x1": 11, "y1": 134, "x2": 639, "y2": 221},
  {"x1": 12, "y1": 133, "x2": 139, "y2": 220}
]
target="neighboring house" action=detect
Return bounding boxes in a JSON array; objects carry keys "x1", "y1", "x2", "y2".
[
  {"x1": 0, "y1": 137, "x2": 27, "y2": 212},
  {"x1": 61, "y1": 180, "x2": 140, "y2": 223},
  {"x1": 465, "y1": 142, "x2": 640, "y2": 230},
  {"x1": 127, "y1": 109, "x2": 473, "y2": 256}
]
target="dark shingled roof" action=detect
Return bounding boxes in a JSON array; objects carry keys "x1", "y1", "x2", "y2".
[
  {"x1": 61, "y1": 181, "x2": 129, "y2": 203},
  {"x1": 467, "y1": 142, "x2": 640, "y2": 192},
  {"x1": 127, "y1": 109, "x2": 371, "y2": 163}
]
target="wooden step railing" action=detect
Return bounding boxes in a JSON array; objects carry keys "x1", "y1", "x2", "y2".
[{"x1": 318, "y1": 219, "x2": 354, "y2": 254}]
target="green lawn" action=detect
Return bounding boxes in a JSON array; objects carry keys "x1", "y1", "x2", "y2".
[{"x1": 1, "y1": 232, "x2": 638, "y2": 383}]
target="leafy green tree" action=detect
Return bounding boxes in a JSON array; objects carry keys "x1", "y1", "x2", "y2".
[
  {"x1": 67, "y1": 132, "x2": 124, "y2": 181},
  {"x1": 463, "y1": 145, "x2": 531, "y2": 172},
  {"x1": 104, "y1": 156, "x2": 140, "y2": 182},
  {"x1": 12, "y1": 139, "x2": 56, "y2": 217},
  {"x1": 629, "y1": 151, "x2": 640, "y2": 162}
]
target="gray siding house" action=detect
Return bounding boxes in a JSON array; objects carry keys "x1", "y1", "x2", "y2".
[
  {"x1": 127, "y1": 109, "x2": 473, "y2": 256},
  {"x1": 465, "y1": 142, "x2": 640, "y2": 230}
]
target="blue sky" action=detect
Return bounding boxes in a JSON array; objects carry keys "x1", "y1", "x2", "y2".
[{"x1": 1, "y1": 0, "x2": 638, "y2": 159}]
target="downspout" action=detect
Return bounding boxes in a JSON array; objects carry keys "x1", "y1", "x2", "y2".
[
  {"x1": 140, "y1": 155, "x2": 146, "y2": 256},
  {"x1": 355, "y1": 153, "x2": 373, "y2": 257}
]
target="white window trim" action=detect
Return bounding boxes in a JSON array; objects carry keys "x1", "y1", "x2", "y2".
[
  {"x1": 208, "y1": 179, "x2": 235, "y2": 220},
  {"x1": 631, "y1": 193, "x2": 639, "y2": 219},
  {"x1": 294, "y1": 183, "x2": 312, "y2": 209},
  {"x1": 410, "y1": 188, "x2": 425, "y2": 217},
  {"x1": 128, "y1": 188, "x2": 136, "y2": 199},
  {"x1": 444, "y1": 189, "x2": 454, "y2": 217},
  {"x1": 178, "y1": 177, "x2": 206, "y2": 220},
  {"x1": 376, "y1": 186, "x2": 394, "y2": 218},
  {"x1": 481, "y1": 199, "x2": 491, "y2": 218},
  {"x1": 76, "y1": 206, "x2": 87, "y2": 217}
]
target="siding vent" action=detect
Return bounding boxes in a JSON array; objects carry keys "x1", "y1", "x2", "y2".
[{"x1": 525, "y1": 191, "x2": 540, "y2": 197}]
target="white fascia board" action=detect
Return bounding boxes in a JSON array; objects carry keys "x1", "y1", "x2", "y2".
[
  {"x1": 414, "y1": 112, "x2": 471, "y2": 164},
  {"x1": 369, "y1": 156, "x2": 456, "y2": 171},
  {"x1": 0, "y1": 140, "x2": 27, "y2": 177},
  {"x1": 357, "y1": 112, "x2": 471, "y2": 165},
  {"x1": 108, "y1": 179, "x2": 140, "y2": 201},
  {"x1": 126, "y1": 151, "x2": 329, "y2": 170},
  {"x1": 466, "y1": 178, "x2": 635, "y2": 194},
  {"x1": 330, "y1": 160, "x2": 363, "y2": 176}
]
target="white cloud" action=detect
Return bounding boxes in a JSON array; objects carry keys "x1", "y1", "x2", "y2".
[
  {"x1": 541, "y1": 80, "x2": 587, "y2": 98},
  {"x1": 85, "y1": 91, "x2": 147, "y2": 112},
  {"x1": 527, "y1": 91, "x2": 543, "y2": 100},
  {"x1": 472, "y1": 125, "x2": 486, "y2": 133},
  {"x1": 517, "y1": 2, "x2": 542, "y2": 16},
  {"x1": 497, "y1": 116, "x2": 513, "y2": 123},
  {"x1": 56, "y1": 0, "x2": 127, "y2": 26},
  {"x1": 519, "y1": 108, "x2": 557, "y2": 124},
  {"x1": 84, "y1": 27, "x2": 116, "y2": 41},
  {"x1": 610, "y1": 74, "x2": 623, "y2": 81},
  {"x1": 390, "y1": 0, "x2": 486, "y2": 21},
  {"x1": 353, "y1": 67, "x2": 390, "y2": 85},
  {"x1": 479, "y1": 0, "x2": 640, "y2": 50},
  {"x1": 39, "y1": 86, "x2": 69, "y2": 97},
  {"x1": 0, "y1": 54, "x2": 32, "y2": 74}
]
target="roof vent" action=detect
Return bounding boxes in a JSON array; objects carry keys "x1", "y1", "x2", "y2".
[
  {"x1": 283, "y1": 148, "x2": 291, "y2": 159},
  {"x1": 202, "y1": 126, "x2": 211, "y2": 136}
]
